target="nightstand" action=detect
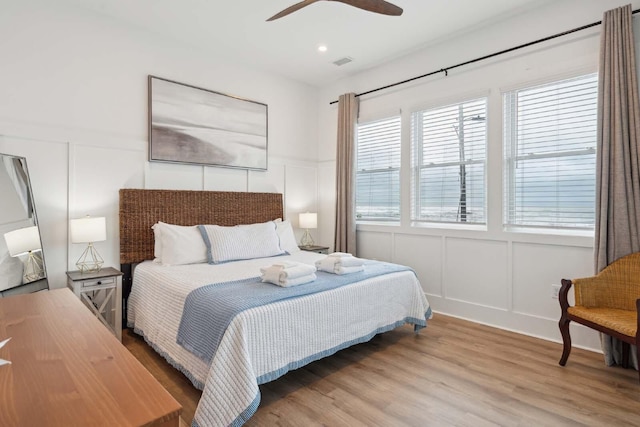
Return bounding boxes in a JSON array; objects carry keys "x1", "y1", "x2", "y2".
[
  {"x1": 66, "y1": 267, "x2": 123, "y2": 341},
  {"x1": 299, "y1": 245, "x2": 330, "y2": 254}
]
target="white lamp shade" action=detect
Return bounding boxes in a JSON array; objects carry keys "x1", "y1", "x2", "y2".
[
  {"x1": 299, "y1": 212, "x2": 317, "y2": 229},
  {"x1": 70, "y1": 216, "x2": 106, "y2": 243},
  {"x1": 4, "y1": 226, "x2": 41, "y2": 257}
]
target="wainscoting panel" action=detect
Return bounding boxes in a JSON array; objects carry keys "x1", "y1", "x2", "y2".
[
  {"x1": 512, "y1": 242, "x2": 593, "y2": 320},
  {"x1": 317, "y1": 161, "x2": 336, "y2": 251},
  {"x1": 444, "y1": 238, "x2": 509, "y2": 310},
  {"x1": 205, "y1": 166, "x2": 249, "y2": 192},
  {"x1": 283, "y1": 165, "x2": 317, "y2": 224},
  {"x1": 357, "y1": 231, "x2": 393, "y2": 261},
  {"x1": 145, "y1": 161, "x2": 205, "y2": 190},
  {"x1": 248, "y1": 163, "x2": 285, "y2": 195},
  {"x1": 71, "y1": 144, "x2": 146, "y2": 272},
  {"x1": 394, "y1": 233, "x2": 442, "y2": 296}
]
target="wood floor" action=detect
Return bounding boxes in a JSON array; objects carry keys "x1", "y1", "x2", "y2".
[{"x1": 122, "y1": 314, "x2": 640, "y2": 426}]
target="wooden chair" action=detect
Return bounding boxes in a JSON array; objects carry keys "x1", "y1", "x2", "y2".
[{"x1": 558, "y1": 252, "x2": 640, "y2": 381}]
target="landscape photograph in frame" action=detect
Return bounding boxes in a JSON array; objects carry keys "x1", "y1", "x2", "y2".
[{"x1": 148, "y1": 76, "x2": 268, "y2": 170}]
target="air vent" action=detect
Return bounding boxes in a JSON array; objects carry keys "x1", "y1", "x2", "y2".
[{"x1": 333, "y1": 57, "x2": 354, "y2": 66}]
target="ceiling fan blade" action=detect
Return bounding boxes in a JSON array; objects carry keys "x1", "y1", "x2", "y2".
[
  {"x1": 331, "y1": 0, "x2": 403, "y2": 16},
  {"x1": 267, "y1": 0, "x2": 322, "y2": 21}
]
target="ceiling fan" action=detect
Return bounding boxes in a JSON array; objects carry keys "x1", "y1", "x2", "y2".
[{"x1": 267, "y1": 0, "x2": 403, "y2": 21}]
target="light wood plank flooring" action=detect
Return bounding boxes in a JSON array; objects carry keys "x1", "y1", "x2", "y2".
[{"x1": 123, "y1": 314, "x2": 640, "y2": 426}]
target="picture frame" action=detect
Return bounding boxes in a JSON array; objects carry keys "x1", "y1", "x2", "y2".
[{"x1": 148, "y1": 75, "x2": 268, "y2": 170}]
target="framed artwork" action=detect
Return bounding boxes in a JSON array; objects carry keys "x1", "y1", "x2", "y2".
[{"x1": 148, "y1": 76, "x2": 268, "y2": 170}]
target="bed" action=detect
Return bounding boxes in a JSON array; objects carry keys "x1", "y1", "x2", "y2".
[{"x1": 119, "y1": 189, "x2": 432, "y2": 427}]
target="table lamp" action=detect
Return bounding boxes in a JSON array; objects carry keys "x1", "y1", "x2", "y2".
[
  {"x1": 3, "y1": 225, "x2": 44, "y2": 282},
  {"x1": 70, "y1": 216, "x2": 106, "y2": 273},
  {"x1": 299, "y1": 212, "x2": 317, "y2": 247}
]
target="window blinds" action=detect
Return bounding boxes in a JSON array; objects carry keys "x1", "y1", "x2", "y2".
[
  {"x1": 411, "y1": 99, "x2": 487, "y2": 224},
  {"x1": 355, "y1": 116, "x2": 401, "y2": 221},
  {"x1": 503, "y1": 73, "x2": 598, "y2": 229}
]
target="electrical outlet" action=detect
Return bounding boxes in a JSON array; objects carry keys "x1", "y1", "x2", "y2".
[{"x1": 551, "y1": 284, "x2": 561, "y2": 299}]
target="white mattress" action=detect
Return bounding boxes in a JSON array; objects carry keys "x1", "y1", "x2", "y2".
[{"x1": 127, "y1": 251, "x2": 431, "y2": 426}]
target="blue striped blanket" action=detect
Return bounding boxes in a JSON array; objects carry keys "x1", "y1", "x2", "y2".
[{"x1": 176, "y1": 260, "x2": 413, "y2": 364}]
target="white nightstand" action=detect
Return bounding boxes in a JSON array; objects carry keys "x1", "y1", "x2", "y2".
[
  {"x1": 66, "y1": 267, "x2": 123, "y2": 341},
  {"x1": 299, "y1": 245, "x2": 330, "y2": 254}
]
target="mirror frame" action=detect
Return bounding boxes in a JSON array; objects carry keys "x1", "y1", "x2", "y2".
[{"x1": 0, "y1": 153, "x2": 48, "y2": 296}]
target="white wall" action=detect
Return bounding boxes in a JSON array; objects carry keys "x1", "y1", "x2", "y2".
[
  {"x1": 317, "y1": 0, "x2": 640, "y2": 352},
  {"x1": 0, "y1": 1, "x2": 320, "y2": 289},
  {"x1": 3, "y1": 0, "x2": 637, "y2": 354}
]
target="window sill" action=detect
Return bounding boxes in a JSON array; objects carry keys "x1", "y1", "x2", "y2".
[
  {"x1": 411, "y1": 221, "x2": 487, "y2": 232},
  {"x1": 504, "y1": 226, "x2": 594, "y2": 238},
  {"x1": 356, "y1": 221, "x2": 400, "y2": 228}
]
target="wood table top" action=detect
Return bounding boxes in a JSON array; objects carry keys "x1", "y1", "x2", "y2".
[{"x1": 0, "y1": 288, "x2": 181, "y2": 426}]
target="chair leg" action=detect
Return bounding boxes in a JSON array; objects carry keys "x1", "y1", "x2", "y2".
[
  {"x1": 559, "y1": 315, "x2": 572, "y2": 366},
  {"x1": 636, "y1": 300, "x2": 640, "y2": 382},
  {"x1": 622, "y1": 342, "x2": 630, "y2": 369},
  {"x1": 637, "y1": 343, "x2": 640, "y2": 383}
]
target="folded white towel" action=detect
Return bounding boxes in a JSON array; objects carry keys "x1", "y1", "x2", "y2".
[
  {"x1": 334, "y1": 265, "x2": 364, "y2": 275},
  {"x1": 315, "y1": 258, "x2": 331, "y2": 272},
  {"x1": 281, "y1": 273, "x2": 316, "y2": 287},
  {"x1": 328, "y1": 252, "x2": 353, "y2": 258},
  {"x1": 260, "y1": 261, "x2": 316, "y2": 284},
  {"x1": 315, "y1": 256, "x2": 364, "y2": 274},
  {"x1": 336, "y1": 256, "x2": 364, "y2": 267},
  {"x1": 259, "y1": 261, "x2": 298, "y2": 270},
  {"x1": 315, "y1": 256, "x2": 364, "y2": 273},
  {"x1": 280, "y1": 263, "x2": 316, "y2": 279},
  {"x1": 260, "y1": 265, "x2": 284, "y2": 284},
  {"x1": 263, "y1": 273, "x2": 316, "y2": 287}
]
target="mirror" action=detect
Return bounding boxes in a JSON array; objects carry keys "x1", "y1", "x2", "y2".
[{"x1": 0, "y1": 153, "x2": 48, "y2": 296}]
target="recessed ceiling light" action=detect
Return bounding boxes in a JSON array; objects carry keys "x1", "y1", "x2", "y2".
[{"x1": 317, "y1": 45, "x2": 328, "y2": 53}]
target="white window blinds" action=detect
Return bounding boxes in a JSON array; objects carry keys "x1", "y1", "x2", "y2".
[
  {"x1": 503, "y1": 73, "x2": 598, "y2": 229},
  {"x1": 356, "y1": 116, "x2": 401, "y2": 222},
  {"x1": 411, "y1": 98, "x2": 487, "y2": 224}
]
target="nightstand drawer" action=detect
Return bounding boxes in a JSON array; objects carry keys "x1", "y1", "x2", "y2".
[
  {"x1": 81, "y1": 276, "x2": 116, "y2": 289},
  {"x1": 300, "y1": 245, "x2": 330, "y2": 254},
  {"x1": 66, "y1": 267, "x2": 123, "y2": 341}
]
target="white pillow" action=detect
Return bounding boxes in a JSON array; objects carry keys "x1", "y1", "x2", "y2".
[
  {"x1": 152, "y1": 222, "x2": 208, "y2": 266},
  {"x1": 0, "y1": 251, "x2": 24, "y2": 291},
  {"x1": 276, "y1": 219, "x2": 300, "y2": 253},
  {"x1": 199, "y1": 221, "x2": 285, "y2": 264},
  {"x1": 152, "y1": 223, "x2": 163, "y2": 263}
]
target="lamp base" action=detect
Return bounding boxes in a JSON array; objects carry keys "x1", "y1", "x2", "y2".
[
  {"x1": 76, "y1": 243, "x2": 104, "y2": 273},
  {"x1": 300, "y1": 229, "x2": 315, "y2": 247},
  {"x1": 24, "y1": 251, "x2": 44, "y2": 282}
]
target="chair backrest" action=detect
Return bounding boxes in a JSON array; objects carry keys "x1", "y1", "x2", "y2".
[{"x1": 573, "y1": 252, "x2": 640, "y2": 310}]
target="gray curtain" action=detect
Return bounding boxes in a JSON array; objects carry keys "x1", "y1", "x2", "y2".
[
  {"x1": 595, "y1": 4, "x2": 640, "y2": 369},
  {"x1": 334, "y1": 93, "x2": 359, "y2": 254}
]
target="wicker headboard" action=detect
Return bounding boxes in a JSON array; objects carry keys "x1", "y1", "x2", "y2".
[{"x1": 119, "y1": 189, "x2": 284, "y2": 264}]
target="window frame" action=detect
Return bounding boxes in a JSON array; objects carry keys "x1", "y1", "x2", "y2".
[
  {"x1": 502, "y1": 72, "x2": 598, "y2": 231},
  {"x1": 355, "y1": 115, "x2": 402, "y2": 223},
  {"x1": 411, "y1": 97, "x2": 488, "y2": 226}
]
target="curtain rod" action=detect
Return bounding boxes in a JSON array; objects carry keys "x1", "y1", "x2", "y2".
[{"x1": 329, "y1": 8, "x2": 640, "y2": 105}]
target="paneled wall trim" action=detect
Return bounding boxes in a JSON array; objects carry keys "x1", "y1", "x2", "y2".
[
  {"x1": 0, "y1": 0, "x2": 322, "y2": 294},
  {"x1": 357, "y1": 228, "x2": 598, "y2": 352},
  {"x1": 0, "y1": 132, "x2": 319, "y2": 294},
  {"x1": 315, "y1": 0, "x2": 638, "y2": 354}
]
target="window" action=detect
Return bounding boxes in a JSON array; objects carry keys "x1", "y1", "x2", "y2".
[
  {"x1": 503, "y1": 74, "x2": 598, "y2": 229},
  {"x1": 411, "y1": 98, "x2": 487, "y2": 224},
  {"x1": 355, "y1": 116, "x2": 401, "y2": 222}
]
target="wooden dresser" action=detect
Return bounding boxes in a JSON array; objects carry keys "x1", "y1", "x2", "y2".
[{"x1": 0, "y1": 288, "x2": 181, "y2": 426}]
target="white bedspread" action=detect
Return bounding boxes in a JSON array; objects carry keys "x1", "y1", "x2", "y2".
[{"x1": 127, "y1": 251, "x2": 431, "y2": 426}]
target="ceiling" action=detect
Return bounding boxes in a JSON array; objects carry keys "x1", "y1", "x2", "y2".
[{"x1": 57, "y1": 0, "x2": 552, "y2": 87}]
